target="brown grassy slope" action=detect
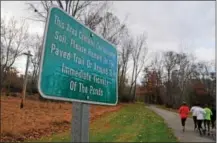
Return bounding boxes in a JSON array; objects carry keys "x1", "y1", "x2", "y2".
[{"x1": 1, "y1": 96, "x2": 121, "y2": 142}]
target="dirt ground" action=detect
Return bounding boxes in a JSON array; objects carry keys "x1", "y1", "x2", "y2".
[{"x1": 0, "y1": 96, "x2": 121, "y2": 142}]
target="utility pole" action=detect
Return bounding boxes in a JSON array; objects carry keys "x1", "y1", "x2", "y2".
[{"x1": 20, "y1": 50, "x2": 32, "y2": 109}]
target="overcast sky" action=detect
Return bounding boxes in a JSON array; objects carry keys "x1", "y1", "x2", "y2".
[{"x1": 1, "y1": 1, "x2": 215, "y2": 75}]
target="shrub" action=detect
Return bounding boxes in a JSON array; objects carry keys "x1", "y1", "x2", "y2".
[{"x1": 119, "y1": 94, "x2": 133, "y2": 103}]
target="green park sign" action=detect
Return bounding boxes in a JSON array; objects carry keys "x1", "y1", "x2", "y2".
[{"x1": 38, "y1": 6, "x2": 118, "y2": 105}]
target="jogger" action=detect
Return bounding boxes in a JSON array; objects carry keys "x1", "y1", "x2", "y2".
[
  {"x1": 179, "y1": 102, "x2": 190, "y2": 132},
  {"x1": 196, "y1": 104, "x2": 206, "y2": 136},
  {"x1": 190, "y1": 103, "x2": 199, "y2": 130},
  {"x1": 204, "y1": 104, "x2": 212, "y2": 135}
]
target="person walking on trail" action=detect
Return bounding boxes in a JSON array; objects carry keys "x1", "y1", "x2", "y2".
[
  {"x1": 196, "y1": 104, "x2": 206, "y2": 136},
  {"x1": 179, "y1": 102, "x2": 190, "y2": 132},
  {"x1": 190, "y1": 103, "x2": 199, "y2": 131},
  {"x1": 204, "y1": 104, "x2": 212, "y2": 135},
  {"x1": 211, "y1": 104, "x2": 216, "y2": 129}
]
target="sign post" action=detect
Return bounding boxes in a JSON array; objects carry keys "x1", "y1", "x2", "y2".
[
  {"x1": 72, "y1": 102, "x2": 89, "y2": 142},
  {"x1": 38, "y1": 6, "x2": 118, "y2": 142}
]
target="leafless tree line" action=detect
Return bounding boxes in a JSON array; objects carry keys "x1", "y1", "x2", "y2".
[
  {"x1": 141, "y1": 51, "x2": 215, "y2": 108},
  {"x1": 1, "y1": 17, "x2": 30, "y2": 86},
  {"x1": 1, "y1": 0, "x2": 214, "y2": 107}
]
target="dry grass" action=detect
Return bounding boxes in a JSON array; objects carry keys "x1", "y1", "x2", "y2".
[{"x1": 0, "y1": 96, "x2": 121, "y2": 142}]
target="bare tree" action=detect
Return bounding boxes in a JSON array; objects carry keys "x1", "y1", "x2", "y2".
[
  {"x1": 196, "y1": 61, "x2": 214, "y2": 96},
  {"x1": 0, "y1": 18, "x2": 6, "y2": 93},
  {"x1": 29, "y1": 34, "x2": 43, "y2": 83},
  {"x1": 26, "y1": 1, "x2": 128, "y2": 44},
  {"x1": 151, "y1": 52, "x2": 164, "y2": 85},
  {"x1": 83, "y1": 2, "x2": 110, "y2": 31},
  {"x1": 174, "y1": 53, "x2": 195, "y2": 106},
  {"x1": 129, "y1": 33, "x2": 148, "y2": 101},
  {"x1": 26, "y1": 1, "x2": 93, "y2": 22},
  {"x1": 1, "y1": 17, "x2": 29, "y2": 85},
  {"x1": 96, "y1": 12, "x2": 127, "y2": 45},
  {"x1": 118, "y1": 34, "x2": 133, "y2": 97},
  {"x1": 149, "y1": 52, "x2": 164, "y2": 104},
  {"x1": 163, "y1": 51, "x2": 177, "y2": 106},
  {"x1": 140, "y1": 49, "x2": 215, "y2": 107},
  {"x1": 26, "y1": 1, "x2": 110, "y2": 29}
]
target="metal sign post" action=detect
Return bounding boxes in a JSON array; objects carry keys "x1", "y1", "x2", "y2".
[
  {"x1": 38, "y1": 6, "x2": 118, "y2": 143},
  {"x1": 72, "y1": 102, "x2": 89, "y2": 142}
]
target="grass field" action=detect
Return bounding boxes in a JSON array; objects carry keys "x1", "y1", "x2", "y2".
[{"x1": 29, "y1": 103, "x2": 177, "y2": 142}]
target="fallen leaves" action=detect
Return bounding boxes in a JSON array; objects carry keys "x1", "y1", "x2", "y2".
[{"x1": 1, "y1": 96, "x2": 122, "y2": 142}]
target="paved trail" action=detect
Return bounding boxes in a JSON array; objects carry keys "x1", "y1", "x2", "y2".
[{"x1": 147, "y1": 106, "x2": 215, "y2": 142}]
